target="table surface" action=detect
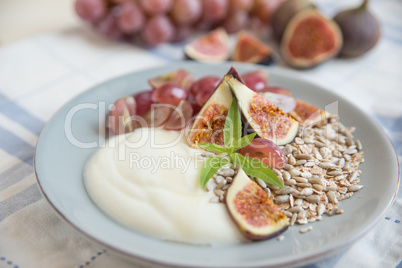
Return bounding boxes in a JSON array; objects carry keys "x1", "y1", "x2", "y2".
[{"x1": 0, "y1": 0, "x2": 401, "y2": 267}]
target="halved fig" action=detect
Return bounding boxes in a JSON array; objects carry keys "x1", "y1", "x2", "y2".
[
  {"x1": 259, "y1": 91, "x2": 297, "y2": 113},
  {"x1": 187, "y1": 75, "x2": 233, "y2": 148},
  {"x1": 281, "y1": 8, "x2": 342, "y2": 68},
  {"x1": 226, "y1": 168, "x2": 289, "y2": 240},
  {"x1": 290, "y1": 99, "x2": 329, "y2": 126},
  {"x1": 164, "y1": 100, "x2": 194, "y2": 130},
  {"x1": 239, "y1": 138, "x2": 286, "y2": 169},
  {"x1": 148, "y1": 69, "x2": 194, "y2": 90},
  {"x1": 232, "y1": 31, "x2": 274, "y2": 65},
  {"x1": 227, "y1": 76, "x2": 299, "y2": 145},
  {"x1": 184, "y1": 28, "x2": 230, "y2": 63}
]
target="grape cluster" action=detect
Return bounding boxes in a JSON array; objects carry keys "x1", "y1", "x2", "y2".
[{"x1": 75, "y1": 0, "x2": 284, "y2": 46}]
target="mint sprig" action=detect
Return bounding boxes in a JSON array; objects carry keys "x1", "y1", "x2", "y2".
[{"x1": 199, "y1": 99, "x2": 284, "y2": 189}]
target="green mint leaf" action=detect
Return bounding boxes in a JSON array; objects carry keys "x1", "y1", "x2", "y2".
[
  {"x1": 224, "y1": 98, "x2": 242, "y2": 148},
  {"x1": 232, "y1": 153, "x2": 284, "y2": 188},
  {"x1": 233, "y1": 132, "x2": 257, "y2": 152},
  {"x1": 198, "y1": 143, "x2": 227, "y2": 154},
  {"x1": 200, "y1": 156, "x2": 230, "y2": 188}
]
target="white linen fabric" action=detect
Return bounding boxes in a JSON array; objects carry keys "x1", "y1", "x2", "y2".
[{"x1": 0, "y1": 0, "x2": 401, "y2": 267}]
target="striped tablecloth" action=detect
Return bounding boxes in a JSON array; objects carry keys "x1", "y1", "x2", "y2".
[{"x1": 0, "y1": 0, "x2": 401, "y2": 267}]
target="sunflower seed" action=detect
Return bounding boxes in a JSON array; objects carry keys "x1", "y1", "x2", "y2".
[
  {"x1": 285, "y1": 179, "x2": 297, "y2": 186},
  {"x1": 216, "y1": 179, "x2": 227, "y2": 189},
  {"x1": 297, "y1": 183, "x2": 312, "y2": 188},
  {"x1": 295, "y1": 159, "x2": 307, "y2": 165},
  {"x1": 294, "y1": 153, "x2": 313, "y2": 160},
  {"x1": 288, "y1": 206, "x2": 303, "y2": 213},
  {"x1": 306, "y1": 195, "x2": 321, "y2": 203},
  {"x1": 355, "y1": 139, "x2": 362, "y2": 150},
  {"x1": 297, "y1": 218, "x2": 308, "y2": 225},
  {"x1": 288, "y1": 155, "x2": 296, "y2": 165},
  {"x1": 348, "y1": 184, "x2": 363, "y2": 192},
  {"x1": 290, "y1": 169, "x2": 301, "y2": 177},
  {"x1": 290, "y1": 213, "x2": 297, "y2": 225},
  {"x1": 284, "y1": 164, "x2": 294, "y2": 170},
  {"x1": 327, "y1": 170, "x2": 343, "y2": 176},
  {"x1": 275, "y1": 195, "x2": 290, "y2": 204},
  {"x1": 327, "y1": 191, "x2": 338, "y2": 203},
  {"x1": 317, "y1": 203, "x2": 326, "y2": 216},
  {"x1": 348, "y1": 171, "x2": 359, "y2": 182},
  {"x1": 304, "y1": 161, "x2": 315, "y2": 167},
  {"x1": 319, "y1": 162, "x2": 336, "y2": 169},
  {"x1": 282, "y1": 171, "x2": 291, "y2": 181},
  {"x1": 300, "y1": 188, "x2": 314, "y2": 196},
  {"x1": 256, "y1": 178, "x2": 267, "y2": 188},
  {"x1": 295, "y1": 137, "x2": 304, "y2": 145},
  {"x1": 214, "y1": 188, "x2": 225, "y2": 196}
]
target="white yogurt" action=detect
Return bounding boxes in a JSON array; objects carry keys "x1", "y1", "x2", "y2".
[{"x1": 84, "y1": 128, "x2": 244, "y2": 244}]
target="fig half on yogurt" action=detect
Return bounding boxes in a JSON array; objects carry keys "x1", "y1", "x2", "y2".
[
  {"x1": 226, "y1": 168, "x2": 289, "y2": 240},
  {"x1": 333, "y1": 0, "x2": 381, "y2": 58}
]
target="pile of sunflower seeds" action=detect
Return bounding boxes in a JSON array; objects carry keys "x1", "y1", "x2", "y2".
[{"x1": 203, "y1": 116, "x2": 364, "y2": 225}]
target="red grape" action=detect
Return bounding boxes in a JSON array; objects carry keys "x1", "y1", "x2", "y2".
[
  {"x1": 190, "y1": 76, "x2": 221, "y2": 96},
  {"x1": 190, "y1": 76, "x2": 221, "y2": 106},
  {"x1": 164, "y1": 100, "x2": 194, "y2": 130},
  {"x1": 202, "y1": 0, "x2": 229, "y2": 22},
  {"x1": 134, "y1": 91, "x2": 154, "y2": 116},
  {"x1": 96, "y1": 13, "x2": 123, "y2": 39},
  {"x1": 117, "y1": 2, "x2": 145, "y2": 34},
  {"x1": 222, "y1": 10, "x2": 249, "y2": 34},
  {"x1": 139, "y1": 0, "x2": 173, "y2": 15},
  {"x1": 75, "y1": 0, "x2": 106, "y2": 22},
  {"x1": 108, "y1": 96, "x2": 137, "y2": 134},
  {"x1": 142, "y1": 15, "x2": 175, "y2": 46},
  {"x1": 170, "y1": 0, "x2": 202, "y2": 26},
  {"x1": 172, "y1": 26, "x2": 192, "y2": 43},
  {"x1": 152, "y1": 84, "x2": 189, "y2": 106},
  {"x1": 143, "y1": 104, "x2": 173, "y2": 127},
  {"x1": 242, "y1": 70, "x2": 269, "y2": 92},
  {"x1": 239, "y1": 138, "x2": 286, "y2": 169}
]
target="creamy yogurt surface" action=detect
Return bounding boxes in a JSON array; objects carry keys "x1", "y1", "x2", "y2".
[{"x1": 84, "y1": 127, "x2": 244, "y2": 244}]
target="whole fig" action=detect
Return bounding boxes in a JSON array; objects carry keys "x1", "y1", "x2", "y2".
[
  {"x1": 271, "y1": 0, "x2": 314, "y2": 42},
  {"x1": 333, "y1": 0, "x2": 381, "y2": 58}
]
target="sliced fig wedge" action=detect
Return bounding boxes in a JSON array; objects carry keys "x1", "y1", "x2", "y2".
[
  {"x1": 187, "y1": 75, "x2": 233, "y2": 148},
  {"x1": 290, "y1": 99, "x2": 330, "y2": 127},
  {"x1": 232, "y1": 31, "x2": 274, "y2": 65},
  {"x1": 226, "y1": 168, "x2": 289, "y2": 240},
  {"x1": 227, "y1": 76, "x2": 299, "y2": 145},
  {"x1": 184, "y1": 28, "x2": 230, "y2": 63}
]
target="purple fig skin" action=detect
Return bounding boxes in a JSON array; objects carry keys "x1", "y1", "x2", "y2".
[
  {"x1": 334, "y1": 0, "x2": 381, "y2": 58},
  {"x1": 271, "y1": 0, "x2": 315, "y2": 42},
  {"x1": 244, "y1": 225, "x2": 289, "y2": 241}
]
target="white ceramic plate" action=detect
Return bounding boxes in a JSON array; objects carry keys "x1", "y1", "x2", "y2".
[{"x1": 35, "y1": 62, "x2": 400, "y2": 268}]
